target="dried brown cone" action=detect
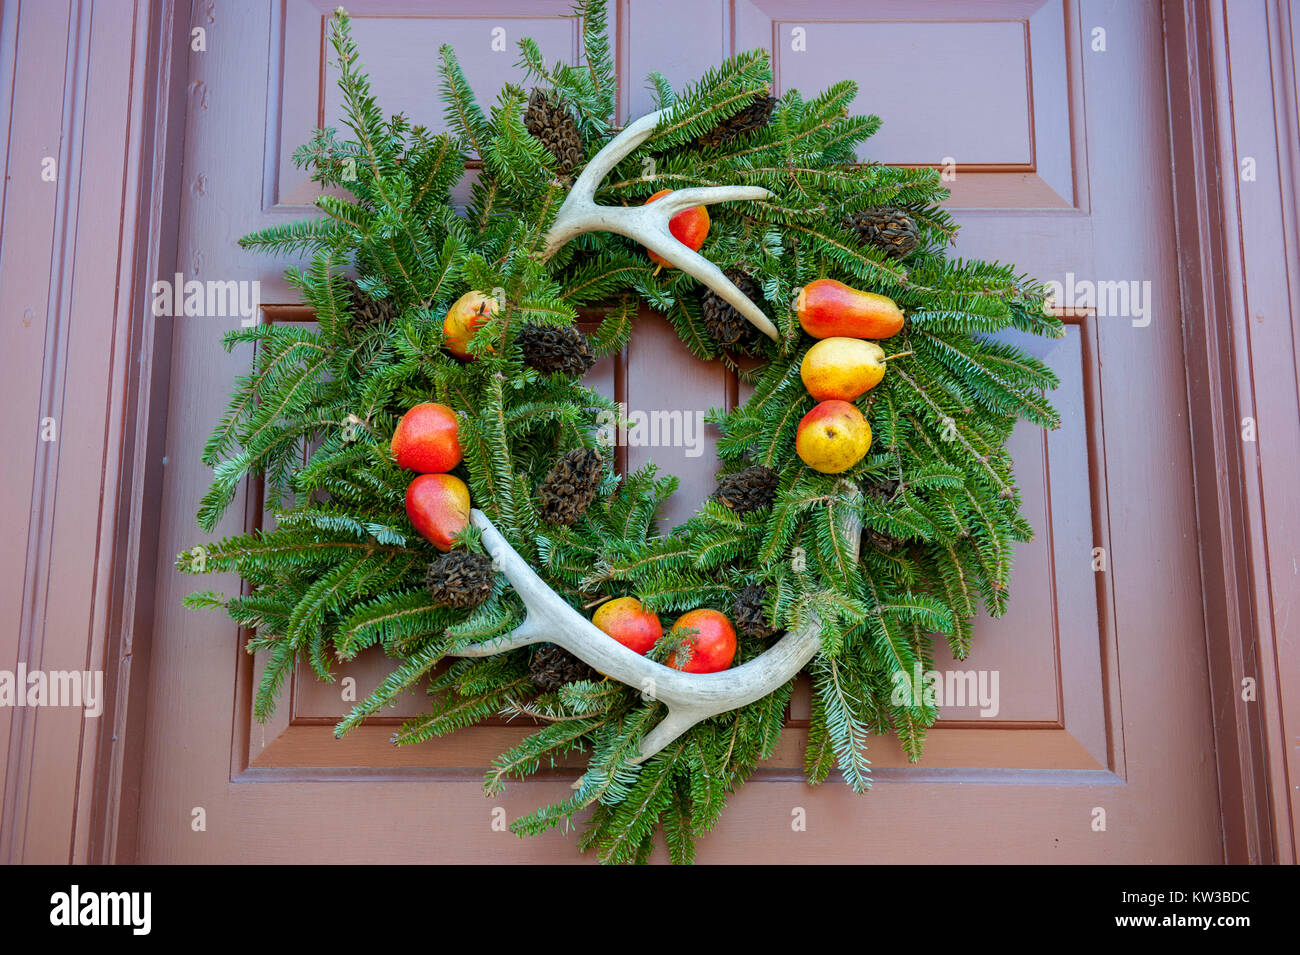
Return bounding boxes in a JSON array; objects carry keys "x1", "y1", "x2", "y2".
[
  {"x1": 695, "y1": 93, "x2": 778, "y2": 148},
  {"x1": 537, "y1": 448, "x2": 604, "y2": 526},
  {"x1": 346, "y1": 278, "x2": 400, "y2": 328},
  {"x1": 700, "y1": 269, "x2": 766, "y2": 351},
  {"x1": 861, "y1": 476, "x2": 901, "y2": 553},
  {"x1": 529, "y1": 643, "x2": 595, "y2": 692},
  {"x1": 862, "y1": 528, "x2": 899, "y2": 553},
  {"x1": 862, "y1": 476, "x2": 900, "y2": 502},
  {"x1": 715, "y1": 465, "x2": 779, "y2": 514},
  {"x1": 517, "y1": 323, "x2": 595, "y2": 378},
  {"x1": 842, "y1": 207, "x2": 922, "y2": 259},
  {"x1": 733, "y1": 584, "x2": 782, "y2": 641},
  {"x1": 425, "y1": 550, "x2": 496, "y2": 609},
  {"x1": 524, "y1": 88, "x2": 585, "y2": 174}
]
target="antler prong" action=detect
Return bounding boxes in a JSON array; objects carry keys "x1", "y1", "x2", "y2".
[{"x1": 541, "y1": 108, "x2": 779, "y2": 341}]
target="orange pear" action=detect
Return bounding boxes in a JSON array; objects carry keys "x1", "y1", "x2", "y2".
[
  {"x1": 442, "y1": 290, "x2": 499, "y2": 360},
  {"x1": 796, "y1": 279, "x2": 904, "y2": 339}
]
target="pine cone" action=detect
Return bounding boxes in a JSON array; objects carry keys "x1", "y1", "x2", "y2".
[
  {"x1": 862, "y1": 476, "x2": 900, "y2": 502},
  {"x1": 517, "y1": 323, "x2": 595, "y2": 378},
  {"x1": 842, "y1": 207, "x2": 921, "y2": 259},
  {"x1": 529, "y1": 643, "x2": 595, "y2": 692},
  {"x1": 734, "y1": 584, "x2": 781, "y2": 641},
  {"x1": 537, "y1": 448, "x2": 604, "y2": 526},
  {"x1": 700, "y1": 269, "x2": 766, "y2": 351},
  {"x1": 425, "y1": 550, "x2": 496, "y2": 609},
  {"x1": 696, "y1": 94, "x2": 777, "y2": 148},
  {"x1": 863, "y1": 529, "x2": 897, "y2": 552},
  {"x1": 524, "y1": 88, "x2": 585, "y2": 174},
  {"x1": 346, "y1": 278, "x2": 400, "y2": 329},
  {"x1": 860, "y1": 477, "x2": 900, "y2": 552},
  {"x1": 715, "y1": 465, "x2": 779, "y2": 513}
]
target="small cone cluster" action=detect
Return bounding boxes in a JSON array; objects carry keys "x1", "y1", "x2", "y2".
[
  {"x1": 700, "y1": 269, "x2": 766, "y2": 351},
  {"x1": 523, "y1": 88, "x2": 585, "y2": 174},
  {"x1": 529, "y1": 643, "x2": 594, "y2": 691},
  {"x1": 345, "y1": 278, "x2": 400, "y2": 331},
  {"x1": 842, "y1": 206, "x2": 921, "y2": 259},
  {"x1": 537, "y1": 448, "x2": 604, "y2": 526}
]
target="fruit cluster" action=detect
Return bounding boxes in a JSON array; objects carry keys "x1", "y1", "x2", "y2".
[
  {"x1": 394, "y1": 402, "x2": 470, "y2": 551},
  {"x1": 593, "y1": 598, "x2": 737, "y2": 674},
  {"x1": 394, "y1": 291, "x2": 506, "y2": 556},
  {"x1": 629, "y1": 192, "x2": 908, "y2": 476},
  {"x1": 793, "y1": 279, "x2": 907, "y2": 474},
  {"x1": 398, "y1": 220, "x2": 911, "y2": 671},
  {"x1": 395, "y1": 394, "x2": 739, "y2": 672}
]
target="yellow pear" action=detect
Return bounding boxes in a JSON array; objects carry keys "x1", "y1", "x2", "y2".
[
  {"x1": 795, "y1": 400, "x2": 872, "y2": 474},
  {"x1": 800, "y1": 337, "x2": 888, "y2": 401},
  {"x1": 442, "y1": 290, "x2": 499, "y2": 360}
]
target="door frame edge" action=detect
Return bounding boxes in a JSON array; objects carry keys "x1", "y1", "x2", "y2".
[
  {"x1": 1161, "y1": 0, "x2": 1296, "y2": 865},
  {"x1": 86, "y1": 0, "x2": 189, "y2": 865}
]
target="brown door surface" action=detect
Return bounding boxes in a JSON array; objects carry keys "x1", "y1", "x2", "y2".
[{"x1": 135, "y1": 0, "x2": 1222, "y2": 862}]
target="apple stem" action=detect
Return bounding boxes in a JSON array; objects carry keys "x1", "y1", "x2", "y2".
[{"x1": 882, "y1": 350, "x2": 914, "y2": 362}]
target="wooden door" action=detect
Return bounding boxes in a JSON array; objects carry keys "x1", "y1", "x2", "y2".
[{"x1": 135, "y1": 0, "x2": 1222, "y2": 862}]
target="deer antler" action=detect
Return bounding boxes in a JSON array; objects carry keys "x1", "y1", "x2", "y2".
[
  {"x1": 450, "y1": 505, "x2": 861, "y2": 762},
  {"x1": 541, "y1": 109, "x2": 779, "y2": 342}
]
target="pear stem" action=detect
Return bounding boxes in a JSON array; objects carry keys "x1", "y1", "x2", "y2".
[{"x1": 881, "y1": 350, "x2": 914, "y2": 362}]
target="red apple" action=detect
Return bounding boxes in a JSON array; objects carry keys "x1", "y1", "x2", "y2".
[
  {"x1": 392, "y1": 402, "x2": 462, "y2": 473},
  {"x1": 592, "y1": 596, "x2": 663, "y2": 655},
  {"x1": 664, "y1": 609, "x2": 737, "y2": 673},
  {"x1": 643, "y1": 189, "x2": 710, "y2": 268},
  {"x1": 405, "y1": 473, "x2": 470, "y2": 551}
]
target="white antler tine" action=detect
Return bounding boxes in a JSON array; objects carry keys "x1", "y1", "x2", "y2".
[
  {"x1": 649, "y1": 185, "x2": 770, "y2": 216},
  {"x1": 631, "y1": 228, "x2": 779, "y2": 341},
  {"x1": 563, "y1": 111, "x2": 662, "y2": 206},
  {"x1": 540, "y1": 107, "x2": 779, "y2": 342}
]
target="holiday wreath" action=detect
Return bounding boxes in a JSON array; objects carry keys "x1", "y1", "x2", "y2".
[{"x1": 181, "y1": 4, "x2": 1062, "y2": 863}]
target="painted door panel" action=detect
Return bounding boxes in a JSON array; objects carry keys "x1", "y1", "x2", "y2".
[{"x1": 136, "y1": 0, "x2": 1220, "y2": 862}]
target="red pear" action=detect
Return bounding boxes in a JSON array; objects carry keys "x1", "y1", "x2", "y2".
[
  {"x1": 392, "y1": 402, "x2": 462, "y2": 473},
  {"x1": 405, "y1": 473, "x2": 470, "y2": 552},
  {"x1": 796, "y1": 278, "x2": 904, "y2": 339},
  {"x1": 664, "y1": 609, "x2": 737, "y2": 674},
  {"x1": 643, "y1": 189, "x2": 710, "y2": 268},
  {"x1": 592, "y1": 597, "x2": 663, "y2": 655}
]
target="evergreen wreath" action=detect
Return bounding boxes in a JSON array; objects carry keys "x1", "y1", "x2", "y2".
[{"x1": 180, "y1": 4, "x2": 1063, "y2": 864}]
